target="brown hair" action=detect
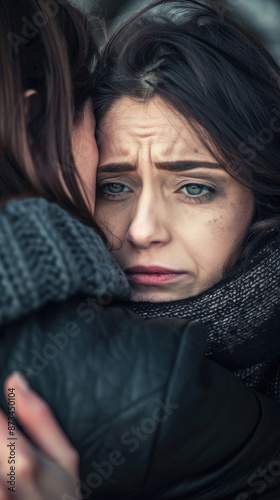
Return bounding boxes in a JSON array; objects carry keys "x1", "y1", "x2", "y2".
[{"x1": 0, "y1": 0, "x2": 100, "y2": 229}]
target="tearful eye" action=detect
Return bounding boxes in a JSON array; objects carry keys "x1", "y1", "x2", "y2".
[
  {"x1": 105, "y1": 183, "x2": 128, "y2": 194},
  {"x1": 177, "y1": 183, "x2": 216, "y2": 203},
  {"x1": 96, "y1": 182, "x2": 131, "y2": 199},
  {"x1": 182, "y1": 184, "x2": 207, "y2": 196}
]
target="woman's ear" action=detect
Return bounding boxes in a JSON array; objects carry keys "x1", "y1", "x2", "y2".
[{"x1": 23, "y1": 89, "x2": 39, "y2": 124}]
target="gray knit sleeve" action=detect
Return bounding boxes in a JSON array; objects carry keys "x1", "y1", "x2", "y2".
[{"x1": 0, "y1": 197, "x2": 130, "y2": 323}]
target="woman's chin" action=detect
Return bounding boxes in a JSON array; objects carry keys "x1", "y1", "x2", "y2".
[
  {"x1": 128, "y1": 276, "x2": 222, "y2": 303},
  {"x1": 129, "y1": 285, "x2": 193, "y2": 303}
]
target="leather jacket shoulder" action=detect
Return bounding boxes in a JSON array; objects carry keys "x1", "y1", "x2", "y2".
[{"x1": 1, "y1": 295, "x2": 279, "y2": 499}]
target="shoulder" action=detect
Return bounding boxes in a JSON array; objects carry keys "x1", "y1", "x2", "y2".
[
  {"x1": 0, "y1": 197, "x2": 129, "y2": 325},
  {"x1": 0, "y1": 295, "x2": 189, "y2": 456},
  {"x1": 0, "y1": 294, "x2": 188, "y2": 395}
]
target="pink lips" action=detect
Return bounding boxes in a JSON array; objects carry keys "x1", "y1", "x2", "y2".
[{"x1": 125, "y1": 266, "x2": 186, "y2": 286}]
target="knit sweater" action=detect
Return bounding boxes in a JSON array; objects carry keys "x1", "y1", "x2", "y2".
[{"x1": 0, "y1": 197, "x2": 130, "y2": 324}]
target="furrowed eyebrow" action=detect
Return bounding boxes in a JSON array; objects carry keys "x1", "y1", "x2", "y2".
[
  {"x1": 98, "y1": 161, "x2": 221, "y2": 173},
  {"x1": 154, "y1": 161, "x2": 221, "y2": 171},
  {"x1": 98, "y1": 163, "x2": 135, "y2": 173}
]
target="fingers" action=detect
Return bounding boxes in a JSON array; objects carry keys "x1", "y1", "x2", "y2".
[
  {"x1": 0, "y1": 404, "x2": 38, "y2": 491},
  {"x1": 0, "y1": 380, "x2": 80, "y2": 500},
  {"x1": 4, "y1": 373, "x2": 79, "y2": 478}
]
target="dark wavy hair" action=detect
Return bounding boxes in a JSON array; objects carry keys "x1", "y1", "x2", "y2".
[
  {"x1": 0, "y1": 0, "x2": 100, "y2": 228},
  {"x1": 93, "y1": 0, "x2": 280, "y2": 262}
]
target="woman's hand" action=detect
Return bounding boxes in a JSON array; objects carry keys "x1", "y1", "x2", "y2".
[{"x1": 0, "y1": 372, "x2": 80, "y2": 500}]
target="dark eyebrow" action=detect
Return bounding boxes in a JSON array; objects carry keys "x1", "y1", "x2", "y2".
[
  {"x1": 155, "y1": 161, "x2": 221, "y2": 171},
  {"x1": 98, "y1": 163, "x2": 135, "y2": 173},
  {"x1": 98, "y1": 161, "x2": 221, "y2": 173}
]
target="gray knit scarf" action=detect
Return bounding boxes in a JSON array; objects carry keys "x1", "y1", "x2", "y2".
[
  {"x1": 0, "y1": 197, "x2": 130, "y2": 324},
  {"x1": 118, "y1": 228, "x2": 280, "y2": 402}
]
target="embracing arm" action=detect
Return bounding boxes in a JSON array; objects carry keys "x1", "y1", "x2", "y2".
[{"x1": 0, "y1": 300, "x2": 279, "y2": 499}]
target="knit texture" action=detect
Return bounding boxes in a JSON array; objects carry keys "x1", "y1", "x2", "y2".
[
  {"x1": 0, "y1": 197, "x2": 130, "y2": 324},
  {"x1": 119, "y1": 228, "x2": 280, "y2": 402}
]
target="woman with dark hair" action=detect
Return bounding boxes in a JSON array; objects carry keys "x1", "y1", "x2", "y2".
[
  {"x1": 0, "y1": 1, "x2": 279, "y2": 499},
  {"x1": 93, "y1": 0, "x2": 280, "y2": 402}
]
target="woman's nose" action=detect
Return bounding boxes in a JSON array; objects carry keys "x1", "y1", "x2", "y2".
[{"x1": 126, "y1": 192, "x2": 171, "y2": 249}]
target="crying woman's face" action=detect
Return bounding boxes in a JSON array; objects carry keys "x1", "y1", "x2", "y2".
[{"x1": 95, "y1": 97, "x2": 254, "y2": 302}]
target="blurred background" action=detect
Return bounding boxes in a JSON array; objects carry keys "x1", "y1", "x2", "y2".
[{"x1": 81, "y1": 0, "x2": 280, "y2": 62}]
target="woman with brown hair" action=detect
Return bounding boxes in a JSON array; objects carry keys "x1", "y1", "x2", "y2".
[
  {"x1": 0, "y1": 1, "x2": 279, "y2": 499},
  {"x1": 0, "y1": 0, "x2": 127, "y2": 497}
]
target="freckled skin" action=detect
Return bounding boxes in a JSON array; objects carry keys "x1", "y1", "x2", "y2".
[{"x1": 95, "y1": 97, "x2": 254, "y2": 302}]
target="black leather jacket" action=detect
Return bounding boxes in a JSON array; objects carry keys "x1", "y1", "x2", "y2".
[{"x1": 0, "y1": 298, "x2": 280, "y2": 499}]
